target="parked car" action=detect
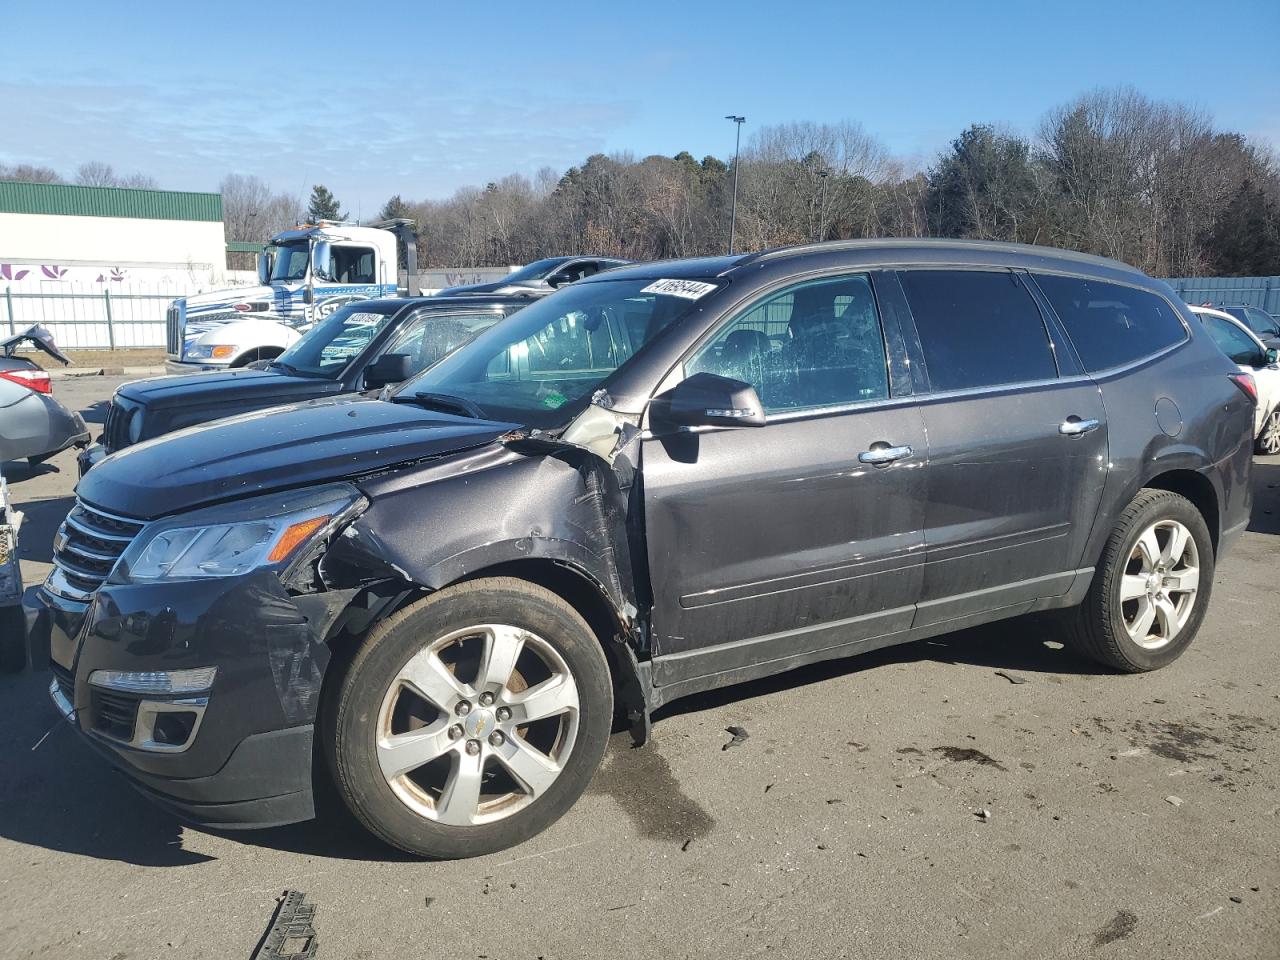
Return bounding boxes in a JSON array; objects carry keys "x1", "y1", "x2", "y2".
[
  {"x1": 1212, "y1": 303, "x2": 1280, "y2": 350},
  {"x1": 78, "y1": 296, "x2": 530, "y2": 474},
  {"x1": 435, "y1": 256, "x2": 631, "y2": 296},
  {"x1": 1190, "y1": 305, "x2": 1280, "y2": 454},
  {"x1": 0, "y1": 326, "x2": 90, "y2": 466},
  {"x1": 33, "y1": 240, "x2": 1254, "y2": 859}
]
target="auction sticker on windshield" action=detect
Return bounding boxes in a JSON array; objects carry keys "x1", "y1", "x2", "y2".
[
  {"x1": 344, "y1": 313, "x2": 387, "y2": 326},
  {"x1": 640, "y1": 279, "x2": 717, "y2": 300}
]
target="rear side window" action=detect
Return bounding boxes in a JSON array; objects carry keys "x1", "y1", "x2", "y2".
[
  {"x1": 1033, "y1": 274, "x2": 1186, "y2": 372},
  {"x1": 897, "y1": 270, "x2": 1056, "y2": 391}
]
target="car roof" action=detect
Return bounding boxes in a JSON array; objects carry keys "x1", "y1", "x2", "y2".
[
  {"x1": 351, "y1": 295, "x2": 531, "y2": 312},
  {"x1": 1189, "y1": 305, "x2": 1265, "y2": 340},
  {"x1": 586, "y1": 239, "x2": 1147, "y2": 286}
]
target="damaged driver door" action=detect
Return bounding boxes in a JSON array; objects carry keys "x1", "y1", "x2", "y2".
[{"x1": 641, "y1": 272, "x2": 927, "y2": 689}]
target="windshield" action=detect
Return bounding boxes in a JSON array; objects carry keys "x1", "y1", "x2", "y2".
[
  {"x1": 501, "y1": 258, "x2": 571, "y2": 284},
  {"x1": 270, "y1": 241, "x2": 310, "y2": 282},
  {"x1": 394, "y1": 277, "x2": 719, "y2": 427},
  {"x1": 274, "y1": 302, "x2": 402, "y2": 376}
]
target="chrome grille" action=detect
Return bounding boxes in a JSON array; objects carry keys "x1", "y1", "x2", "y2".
[
  {"x1": 46, "y1": 500, "x2": 145, "y2": 602},
  {"x1": 165, "y1": 302, "x2": 181, "y2": 356}
]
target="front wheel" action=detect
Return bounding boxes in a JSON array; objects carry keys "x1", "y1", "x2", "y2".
[
  {"x1": 1065, "y1": 489, "x2": 1213, "y2": 672},
  {"x1": 325, "y1": 578, "x2": 613, "y2": 859},
  {"x1": 1257, "y1": 408, "x2": 1280, "y2": 456}
]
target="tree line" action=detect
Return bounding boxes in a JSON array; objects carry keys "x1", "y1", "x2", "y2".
[
  {"x1": 379, "y1": 87, "x2": 1279, "y2": 277},
  {"x1": 5, "y1": 86, "x2": 1278, "y2": 277}
]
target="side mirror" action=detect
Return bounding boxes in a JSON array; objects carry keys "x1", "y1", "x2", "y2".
[
  {"x1": 364, "y1": 353, "x2": 413, "y2": 388},
  {"x1": 651, "y1": 372, "x2": 766, "y2": 431},
  {"x1": 256, "y1": 251, "x2": 271, "y2": 285},
  {"x1": 546, "y1": 271, "x2": 575, "y2": 289},
  {"x1": 1266, "y1": 348, "x2": 1279, "y2": 366},
  {"x1": 312, "y1": 241, "x2": 334, "y2": 282}
]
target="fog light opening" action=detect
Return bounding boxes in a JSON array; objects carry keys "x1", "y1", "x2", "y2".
[{"x1": 152, "y1": 711, "x2": 198, "y2": 746}]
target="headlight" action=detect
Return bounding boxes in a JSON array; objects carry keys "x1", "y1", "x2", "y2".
[
  {"x1": 127, "y1": 408, "x2": 144, "y2": 443},
  {"x1": 184, "y1": 343, "x2": 236, "y2": 360},
  {"x1": 109, "y1": 484, "x2": 364, "y2": 584}
]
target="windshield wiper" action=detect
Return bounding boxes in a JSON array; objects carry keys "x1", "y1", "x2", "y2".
[
  {"x1": 269, "y1": 359, "x2": 299, "y2": 374},
  {"x1": 410, "y1": 391, "x2": 486, "y2": 419}
]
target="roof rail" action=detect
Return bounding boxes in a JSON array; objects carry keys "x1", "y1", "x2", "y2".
[{"x1": 736, "y1": 238, "x2": 1143, "y2": 273}]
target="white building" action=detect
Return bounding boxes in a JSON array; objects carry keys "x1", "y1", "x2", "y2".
[{"x1": 0, "y1": 181, "x2": 238, "y2": 347}]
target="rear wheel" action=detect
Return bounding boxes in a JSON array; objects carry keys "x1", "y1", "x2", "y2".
[
  {"x1": 325, "y1": 578, "x2": 612, "y2": 859},
  {"x1": 1066, "y1": 489, "x2": 1213, "y2": 672},
  {"x1": 1257, "y1": 408, "x2": 1280, "y2": 456}
]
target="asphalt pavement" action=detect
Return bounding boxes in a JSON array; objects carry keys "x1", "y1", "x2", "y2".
[{"x1": 2, "y1": 374, "x2": 1278, "y2": 960}]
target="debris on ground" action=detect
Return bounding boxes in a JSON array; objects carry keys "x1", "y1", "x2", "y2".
[
  {"x1": 681, "y1": 839, "x2": 692, "y2": 852},
  {"x1": 722, "y1": 726, "x2": 750, "y2": 750},
  {"x1": 975, "y1": 808, "x2": 992, "y2": 823},
  {"x1": 1092, "y1": 909, "x2": 1138, "y2": 947},
  {"x1": 251, "y1": 890, "x2": 318, "y2": 960},
  {"x1": 1229, "y1": 896, "x2": 1243, "y2": 904},
  {"x1": 1165, "y1": 795, "x2": 1184, "y2": 807},
  {"x1": 931, "y1": 746, "x2": 1009, "y2": 771},
  {"x1": 994, "y1": 671, "x2": 1029, "y2": 684}
]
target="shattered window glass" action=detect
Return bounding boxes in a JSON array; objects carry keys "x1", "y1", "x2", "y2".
[{"x1": 687, "y1": 273, "x2": 889, "y2": 413}]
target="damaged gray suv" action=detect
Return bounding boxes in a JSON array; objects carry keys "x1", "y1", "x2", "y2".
[{"x1": 35, "y1": 240, "x2": 1254, "y2": 858}]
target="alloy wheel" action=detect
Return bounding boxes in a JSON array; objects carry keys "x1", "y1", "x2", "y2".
[
  {"x1": 1118, "y1": 519, "x2": 1200, "y2": 650},
  {"x1": 376, "y1": 624, "x2": 580, "y2": 826},
  {"x1": 1260, "y1": 410, "x2": 1280, "y2": 456}
]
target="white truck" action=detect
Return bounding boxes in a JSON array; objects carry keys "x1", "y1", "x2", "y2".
[{"x1": 164, "y1": 219, "x2": 419, "y2": 373}]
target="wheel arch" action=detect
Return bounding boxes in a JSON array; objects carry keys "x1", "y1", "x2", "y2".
[
  {"x1": 231, "y1": 344, "x2": 284, "y2": 367},
  {"x1": 1142, "y1": 468, "x2": 1221, "y2": 556}
]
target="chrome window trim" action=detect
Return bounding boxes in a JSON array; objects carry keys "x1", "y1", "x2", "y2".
[{"x1": 1026, "y1": 268, "x2": 1192, "y2": 374}]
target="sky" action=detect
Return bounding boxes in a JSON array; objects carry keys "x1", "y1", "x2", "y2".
[{"x1": 3, "y1": 0, "x2": 1278, "y2": 215}]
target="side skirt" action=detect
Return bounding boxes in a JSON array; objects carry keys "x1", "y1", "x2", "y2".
[{"x1": 646, "y1": 568, "x2": 1094, "y2": 712}]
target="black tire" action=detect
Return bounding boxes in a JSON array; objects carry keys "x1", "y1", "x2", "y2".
[
  {"x1": 1066, "y1": 489, "x2": 1214, "y2": 672},
  {"x1": 324, "y1": 578, "x2": 613, "y2": 859},
  {"x1": 0, "y1": 606, "x2": 28, "y2": 673}
]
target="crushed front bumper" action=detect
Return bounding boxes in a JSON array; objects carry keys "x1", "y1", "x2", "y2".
[{"x1": 36, "y1": 570, "x2": 349, "y2": 828}]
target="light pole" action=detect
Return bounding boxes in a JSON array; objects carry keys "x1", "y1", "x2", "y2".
[
  {"x1": 725, "y1": 115, "x2": 745, "y2": 255},
  {"x1": 816, "y1": 169, "x2": 830, "y2": 242}
]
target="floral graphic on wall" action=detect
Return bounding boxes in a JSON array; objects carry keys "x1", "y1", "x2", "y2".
[
  {"x1": 41, "y1": 265, "x2": 68, "y2": 280},
  {"x1": 0, "y1": 264, "x2": 30, "y2": 281},
  {"x1": 110, "y1": 267, "x2": 128, "y2": 282}
]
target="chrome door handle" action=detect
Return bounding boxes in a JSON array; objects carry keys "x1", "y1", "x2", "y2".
[
  {"x1": 1059, "y1": 417, "x2": 1101, "y2": 437},
  {"x1": 858, "y1": 444, "x2": 913, "y2": 466}
]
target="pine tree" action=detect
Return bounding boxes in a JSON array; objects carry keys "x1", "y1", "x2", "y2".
[
  {"x1": 307, "y1": 184, "x2": 345, "y2": 222},
  {"x1": 378, "y1": 194, "x2": 410, "y2": 220}
]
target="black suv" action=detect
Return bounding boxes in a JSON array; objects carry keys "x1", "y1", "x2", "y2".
[
  {"x1": 33, "y1": 240, "x2": 1254, "y2": 859},
  {"x1": 79, "y1": 295, "x2": 529, "y2": 473}
]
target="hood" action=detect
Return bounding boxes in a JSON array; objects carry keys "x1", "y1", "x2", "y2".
[
  {"x1": 119, "y1": 367, "x2": 320, "y2": 403},
  {"x1": 182, "y1": 285, "x2": 278, "y2": 317},
  {"x1": 112, "y1": 368, "x2": 346, "y2": 448},
  {"x1": 78, "y1": 395, "x2": 516, "y2": 519}
]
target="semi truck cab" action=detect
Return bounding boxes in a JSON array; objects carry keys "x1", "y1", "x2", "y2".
[{"x1": 165, "y1": 219, "x2": 416, "y2": 374}]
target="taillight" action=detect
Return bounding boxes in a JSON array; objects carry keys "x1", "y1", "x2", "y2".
[
  {"x1": 0, "y1": 368, "x2": 52, "y2": 394},
  {"x1": 1229, "y1": 372, "x2": 1257, "y2": 404}
]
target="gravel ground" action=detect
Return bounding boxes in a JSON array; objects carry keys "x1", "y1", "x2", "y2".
[{"x1": 2, "y1": 375, "x2": 1277, "y2": 960}]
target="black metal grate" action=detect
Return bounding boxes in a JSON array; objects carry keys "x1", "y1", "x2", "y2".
[
  {"x1": 165, "y1": 303, "x2": 181, "y2": 355},
  {"x1": 91, "y1": 688, "x2": 139, "y2": 741}
]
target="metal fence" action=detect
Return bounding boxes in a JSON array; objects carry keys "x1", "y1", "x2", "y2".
[
  {"x1": 3, "y1": 288, "x2": 170, "y2": 349},
  {"x1": 7, "y1": 272, "x2": 1277, "y2": 352},
  {"x1": 1165, "y1": 276, "x2": 1280, "y2": 314}
]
